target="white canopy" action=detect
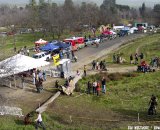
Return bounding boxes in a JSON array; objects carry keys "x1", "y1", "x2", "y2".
[
  {"x1": 0, "y1": 54, "x2": 49, "y2": 78},
  {"x1": 35, "y1": 39, "x2": 48, "y2": 44}
]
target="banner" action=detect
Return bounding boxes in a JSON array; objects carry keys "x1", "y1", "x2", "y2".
[{"x1": 53, "y1": 54, "x2": 60, "y2": 66}]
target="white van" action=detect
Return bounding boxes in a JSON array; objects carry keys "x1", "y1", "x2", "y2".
[{"x1": 33, "y1": 52, "x2": 51, "y2": 61}]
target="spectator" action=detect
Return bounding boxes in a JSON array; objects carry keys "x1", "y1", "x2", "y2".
[
  {"x1": 36, "y1": 80, "x2": 41, "y2": 93},
  {"x1": 59, "y1": 50, "x2": 63, "y2": 59},
  {"x1": 84, "y1": 65, "x2": 87, "y2": 77},
  {"x1": 33, "y1": 71, "x2": 36, "y2": 85},
  {"x1": 113, "y1": 53, "x2": 116, "y2": 63},
  {"x1": 139, "y1": 52, "x2": 144, "y2": 61},
  {"x1": 92, "y1": 60, "x2": 96, "y2": 70},
  {"x1": 141, "y1": 60, "x2": 147, "y2": 73},
  {"x1": 117, "y1": 54, "x2": 120, "y2": 64},
  {"x1": 38, "y1": 70, "x2": 43, "y2": 81},
  {"x1": 39, "y1": 78, "x2": 44, "y2": 90},
  {"x1": 42, "y1": 70, "x2": 46, "y2": 81},
  {"x1": 96, "y1": 81, "x2": 101, "y2": 96},
  {"x1": 101, "y1": 77, "x2": 106, "y2": 93},
  {"x1": 154, "y1": 57, "x2": 158, "y2": 68},
  {"x1": 130, "y1": 54, "x2": 133, "y2": 64},
  {"x1": 157, "y1": 58, "x2": 160, "y2": 68},
  {"x1": 87, "y1": 81, "x2": 92, "y2": 94},
  {"x1": 150, "y1": 58, "x2": 154, "y2": 67},
  {"x1": 92, "y1": 81, "x2": 97, "y2": 95},
  {"x1": 99, "y1": 61, "x2": 103, "y2": 70},
  {"x1": 68, "y1": 76, "x2": 73, "y2": 82},
  {"x1": 148, "y1": 95, "x2": 158, "y2": 115},
  {"x1": 55, "y1": 80, "x2": 59, "y2": 88},
  {"x1": 66, "y1": 51, "x2": 70, "y2": 59},
  {"x1": 96, "y1": 61, "x2": 99, "y2": 70},
  {"x1": 35, "y1": 112, "x2": 46, "y2": 130},
  {"x1": 134, "y1": 53, "x2": 139, "y2": 64},
  {"x1": 102, "y1": 60, "x2": 107, "y2": 70}
]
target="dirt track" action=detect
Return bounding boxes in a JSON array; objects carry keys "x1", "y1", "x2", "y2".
[{"x1": 72, "y1": 34, "x2": 145, "y2": 70}]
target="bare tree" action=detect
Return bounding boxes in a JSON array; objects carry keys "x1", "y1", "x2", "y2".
[{"x1": 153, "y1": 4, "x2": 160, "y2": 24}]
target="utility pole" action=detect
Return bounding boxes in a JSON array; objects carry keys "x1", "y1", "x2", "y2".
[{"x1": 12, "y1": 25, "x2": 16, "y2": 53}]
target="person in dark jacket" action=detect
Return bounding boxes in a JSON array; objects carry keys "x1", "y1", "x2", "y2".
[
  {"x1": 84, "y1": 65, "x2": 87, "y2": 77},
  {"x1": 92, "y1": 80, "x2": 97, "y2": 95},
  {"x1": 101, "y1": 77, "x2": 106, "y2": 93},
  {"x1": 55, "y1": 80, "x2": 59, "y2": 88},
  {"x1": 36, "y1": 80, "x2": 41, "y2": 93},
  {"x1": 139, "y1": 52, "x2": 144, "y2": 61},
  {"x1": 92, "y1": 60, "x2": 96, "y2": 70},
  {"x1": 148, "y1": 95, "x2": 158, "y2": 115},
  {"x1": 87, "y1": 81, "x2": 92, "y2": 94},
  {"x1": 130, "y1": 54, "x2": 133, "y2": 64}
]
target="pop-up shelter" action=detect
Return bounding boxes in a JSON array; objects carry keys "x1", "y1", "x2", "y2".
[
  {"x1": 54, "y1": 42, "x2": 71, "y2": 49},
  {"x1": 35, "y1": 39, "x2": 48, "y2": 45},
  {"x1": 0, "y1": 54, "x2": 49, "y2": 88},
  {"x1": 40, "y1": 42, "x2": 59, "y2": 51},
  {"x1": 0, "y1": 54, "x2": 49, "y2": 78}
]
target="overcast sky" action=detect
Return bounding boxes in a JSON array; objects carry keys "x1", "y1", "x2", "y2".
[{"x1": 0, "y1": 0, "x2": 159, "y2": 7}]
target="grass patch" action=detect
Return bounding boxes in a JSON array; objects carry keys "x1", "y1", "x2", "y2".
[
  {"x1": 1, "y1": 34, "x2": 160, "y2": 129},
  {"x1": 76, "y1": 71, "x2": 160, "y2": 118},
  {"x1": 105, "y1": 34, "x2": 160, "y2": 65}
]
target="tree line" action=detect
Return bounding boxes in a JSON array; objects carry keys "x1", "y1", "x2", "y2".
[{"x1": 0, "y1": 0, "x2": 159, "y2": 37}]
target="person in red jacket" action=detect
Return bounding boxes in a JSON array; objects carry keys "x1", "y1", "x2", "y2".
[
  {"x1": 96, "y1": 81, "x2": 101, "y2": 96},
  {"x1": 141, "y1": 60, "x2": 149, "y2": 72}
]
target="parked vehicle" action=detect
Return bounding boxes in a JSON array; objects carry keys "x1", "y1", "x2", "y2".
[
  {"x1": 117, "y1": 30, "x2": 129, "y2": 37},
  {"x1": 84, "y1": 39, "x2": 93, "y2": 46},
  {"x1": 102, "y1": 29, "x2": 117, "y2": 40},
  {"x1": 135, "y1": 22, "x2": 148, "y2": 29},
  {"x1": 130, "y1": 27, "x2": 138, "y2": 33},
  {"x1": 92, "y1": 37, "x2": 101, "y2": 44},
  {"x1": 138, "y1": 26, "x2": 145, "y2": 32},
  {"x1": 64, "y1": 37, "x2": 85, "y2": 50},
  {"x1": 33, "y1": 51, "x2": 51, "y2": 61},
  {"x1": 102, "y1": 30, "x2": 112, "y2": 37},
  {"x1": 147, "y1": 26, "x2": 155, "y2": 32}
]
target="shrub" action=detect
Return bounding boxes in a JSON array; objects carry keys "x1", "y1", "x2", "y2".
[
  {"x1": 108, "y1": 73, "x2": 123, "y2": 81},
  {"x1": 122, "y1": 73, "x2": 138, "y2": 77}
]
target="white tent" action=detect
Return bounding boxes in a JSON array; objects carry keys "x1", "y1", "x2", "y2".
[
  {"x1": 35, "y1": 39, "x2": 48, "y2": 45},
  {"x1": 0, "y1": 54, "x2": 49, "y2": 78}
]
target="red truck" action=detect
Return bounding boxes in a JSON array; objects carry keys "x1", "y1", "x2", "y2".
[{"x1": 64, "y1": 37, "x2": 85, "y2": 51}]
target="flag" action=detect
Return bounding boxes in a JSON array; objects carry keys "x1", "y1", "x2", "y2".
[{"x1": 53, "y1": 54, "x2": 60, "y2": 66}]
